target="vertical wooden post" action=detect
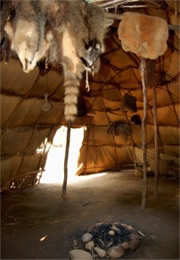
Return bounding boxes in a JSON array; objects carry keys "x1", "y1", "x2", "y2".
[
  {"x1": 153, "y1": 84, "x2": 159, "y2": 198},
  {"x1": 124, "y1": 113, "x2": 138, "y2": 171},
  {"x1": 140, "y1": 59, "x2": 148, "y2": 209},
  {"x1": 62, "y1": 122, "x2": 71, "y2": 199}
]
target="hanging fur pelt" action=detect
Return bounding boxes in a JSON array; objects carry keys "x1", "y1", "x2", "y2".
[
  {"x1": 3, "y1": 0, "x2": 53, "y2": 73},
  {"x1": 2, "y1": 0, "x2": 113, "y2": 122}
]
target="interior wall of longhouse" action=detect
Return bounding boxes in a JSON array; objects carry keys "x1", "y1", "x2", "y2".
[
  {"x1": 1, "y1": 16, "x2": 179, "y2": 190},
  {"x1": 0, "y1": 0, "x2": 179, "y2": 259}
]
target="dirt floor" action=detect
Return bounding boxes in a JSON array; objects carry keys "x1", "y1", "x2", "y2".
[{"x1": 1, "y1": 171, "x2": 179, "y2": 259}]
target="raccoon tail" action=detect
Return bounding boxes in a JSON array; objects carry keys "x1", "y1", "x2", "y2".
[{"x1": 63, "y1": 71, "x2": 80, "y2": 122}]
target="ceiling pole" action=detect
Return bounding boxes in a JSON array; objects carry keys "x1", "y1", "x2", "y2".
[
  {"x1": 62, "y1": 121, "x2": 71, "y2": 199},
  {"x1": 153, "y1": 84, "x2": 159, "y2": 198},
  {"x1": 140, "y1": 58, "x2": 148, "y2": 209},
  {"x1": 104, "y1": 13, "x2": 180, "y2": 32}
]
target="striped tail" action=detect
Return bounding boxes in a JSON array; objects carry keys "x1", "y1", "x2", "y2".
[{"x1": 63, "y1": 71, "x2": 80, "y2": 122}]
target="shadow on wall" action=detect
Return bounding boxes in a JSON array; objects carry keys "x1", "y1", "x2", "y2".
[{"x1": 40, "y1": 126, "x2": 84, "y2": 184}]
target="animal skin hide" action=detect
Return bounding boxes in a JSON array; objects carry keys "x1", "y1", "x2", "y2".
[
  {"x1": 118, "y1": 12, "x2": 169, "y2": 60},
  {"x1": 4, "y1": 0, "x2": 53, "y2": 73},
  {"x1": 2, "y1": 0, "x2": 112, "y2": 122}
]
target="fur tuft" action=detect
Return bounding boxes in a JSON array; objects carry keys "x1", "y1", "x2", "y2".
[
  {"x1": 64, "y1": 103, "x2": 78, "y2": 122},
  {"x1": 63, "y1": 77, "x2": 79, "y2": 122},
  {"x1": 3, "y1": 0, "x2": 112, "y2": 121}
]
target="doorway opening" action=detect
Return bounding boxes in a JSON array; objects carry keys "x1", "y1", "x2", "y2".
[{"x1": 40, "y1": 126, "x2": 84, "y2": 184}]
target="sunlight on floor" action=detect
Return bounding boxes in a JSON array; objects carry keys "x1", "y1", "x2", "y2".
[{"x1": 40, "y1": 126, "x2": 105, "y2": 184}]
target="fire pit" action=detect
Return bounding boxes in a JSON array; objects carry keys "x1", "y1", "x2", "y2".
[{"x1": 70, "y1": 222, "x2": 144, "y2": 259}]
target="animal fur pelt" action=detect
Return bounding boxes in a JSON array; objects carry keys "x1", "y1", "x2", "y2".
[
  {"x1": 2, "y1": 0, "x2": 112, "y2": 122},
  {"x1": 118, "y1": 12, "x2": 169, "y2": 59},
  {"x1": 4, "y1": 0, "x2": 53, "y2": 72}
]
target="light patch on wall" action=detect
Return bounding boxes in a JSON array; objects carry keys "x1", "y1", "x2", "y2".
[{"x1": 40, "y1": 126, "x2": 84, "y2": 184}]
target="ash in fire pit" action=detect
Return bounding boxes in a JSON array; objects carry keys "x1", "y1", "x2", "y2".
[{"x1": 70, "y1": 222, "x2": 144, "y2": 259}]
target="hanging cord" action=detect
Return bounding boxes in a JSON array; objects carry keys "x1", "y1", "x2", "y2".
[
  {"x1": 41, "y1": 73, "x2": 52, "y2": 112},
  {"x1": 62, "y1": 121, "x2": 71, "y2": 199},
  {"x1": 140, "y1": 58, "x2": 148, "y2": 209},
  {"x1": 84, "y1": 66, "x2": 92, "y2": 92}
]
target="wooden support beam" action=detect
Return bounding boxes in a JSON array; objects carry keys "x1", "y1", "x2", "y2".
[
  {"x1": 140, "y1": 58, "x2": 148, "y2": 209},
  {"x1": 105, "y1": 12, "x2": 180, "y2": 31},
  {"x1": 153, "y1": 84, "x2": 159, "y2": 198},
  {"x1": 62, "y1": 122, "x2": 71, "y2": 199}
]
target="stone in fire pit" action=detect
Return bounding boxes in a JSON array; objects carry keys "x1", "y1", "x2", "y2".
[{"x1": 70, "y1": 222, "x2": 144, "y2": 259}]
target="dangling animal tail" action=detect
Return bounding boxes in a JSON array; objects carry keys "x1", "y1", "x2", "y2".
[{"x1": 63, "y1": 71, "x2": 80, "y2": 122}]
